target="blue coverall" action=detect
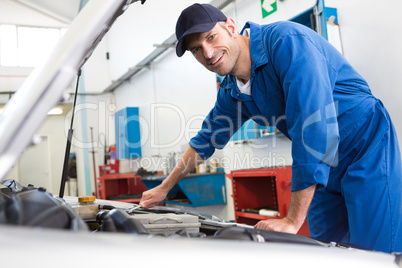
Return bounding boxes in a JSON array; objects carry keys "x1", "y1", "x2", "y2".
[{"x1": 189, "y1": 21, "x2": 402, "y2": 253}]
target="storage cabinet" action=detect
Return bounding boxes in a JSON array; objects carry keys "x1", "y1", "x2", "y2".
[
  {"x1": 115, "y1": 107, "x2": 141, "y2": 159},
  {"x1": 97, "y1": 173, "x2": 148, "y2": 203},
  {"x1": 229, "y1": 166, "x2": 310, "y2": 236}
]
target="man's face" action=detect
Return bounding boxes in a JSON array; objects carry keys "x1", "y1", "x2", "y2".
[{"x1": 185, "y1": 22, "x2": 240, "y2": 76}]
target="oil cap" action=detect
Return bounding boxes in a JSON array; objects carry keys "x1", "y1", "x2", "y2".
[{"x1": 78, "y1": 196, "x2": 96, "y2": 203}]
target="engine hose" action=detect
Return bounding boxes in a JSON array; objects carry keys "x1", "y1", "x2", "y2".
[
  {"x1": 98, "y1": 209, "x2": 149, "y2": 235},
  {"x1": 97, "y1": 211, "x2": 117, "y2": 232},
  {"x1": 98, "y1": 204, "x2": 115, "y2": 210}
]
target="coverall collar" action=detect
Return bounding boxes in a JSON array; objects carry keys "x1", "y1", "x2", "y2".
[
  {"x1": 220, "y1": 21, "x2": 270, "y2": 101},
  {"x1": 240, "y1": 21, "x2": 270, "y2": 70}
]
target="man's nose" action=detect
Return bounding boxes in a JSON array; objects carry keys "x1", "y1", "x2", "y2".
[{"x1": 202, "y1": 44, "x2": 214, "y2": 59}]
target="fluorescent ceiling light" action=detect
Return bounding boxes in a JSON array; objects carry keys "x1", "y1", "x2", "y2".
[{"x1": 48, "y1": 107, "x2": 63, "y2": 115}]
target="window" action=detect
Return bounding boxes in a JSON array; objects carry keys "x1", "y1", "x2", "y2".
[{"x1": 0, "y1": 24, "x2": 66, "y2": 67}]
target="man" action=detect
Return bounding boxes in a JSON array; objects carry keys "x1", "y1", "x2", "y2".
[{"x1": 140, "y1": 3, "x2": 402, "y2": 253}]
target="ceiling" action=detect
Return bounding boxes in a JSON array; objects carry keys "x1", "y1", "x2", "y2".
[{"x1": 8, "y1": 0, "x2": 83, "y2": 25}]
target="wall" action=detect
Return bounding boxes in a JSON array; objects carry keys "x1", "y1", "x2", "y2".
[{"x1": 105, "y1": 0, "x2": 211, "y2": 82}]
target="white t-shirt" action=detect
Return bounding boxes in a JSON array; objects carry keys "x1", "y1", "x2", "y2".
[{"x1": 236, "y1": 78, "x2": 251, "y2": 95}]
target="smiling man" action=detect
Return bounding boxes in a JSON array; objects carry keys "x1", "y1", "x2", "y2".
[{"x1": 140, "y1": 3, "x2": 402, "y2": 253}]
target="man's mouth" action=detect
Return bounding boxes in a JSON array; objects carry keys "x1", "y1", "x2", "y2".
[{"x1": 210, "y1": 52, "x2": 224, "y2": 65}]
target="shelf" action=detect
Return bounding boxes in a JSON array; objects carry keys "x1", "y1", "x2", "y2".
[
  {"x1": 111, "y1": 198, "x2": 142, "y2": 203},
  {"x1": 100, "y1": 173, "x2": 137, "y2": 179},
  {"x1": 235, "y1": 211, "x2": 278, "y2": 221},
  {"x1": 231, "y1": 169, "x2": 277, "y2": 177}
]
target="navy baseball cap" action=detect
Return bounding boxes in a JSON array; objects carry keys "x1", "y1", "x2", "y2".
[{"x1": 175, "y1": 3, "x2": 227, "y2": 57}]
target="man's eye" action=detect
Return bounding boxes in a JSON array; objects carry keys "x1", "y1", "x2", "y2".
[
  {"x1": 208, "y1": 34, "x2": 215, "y2": 41},
  {"x1": 192, "y1": 47, "x2": 200, "y2": 54}
]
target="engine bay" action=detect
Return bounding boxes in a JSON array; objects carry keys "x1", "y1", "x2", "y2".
[{"x1": 0, "y1": 180, "x2": 342, "y2": 247}]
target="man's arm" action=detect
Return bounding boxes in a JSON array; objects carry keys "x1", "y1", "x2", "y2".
[
  {"x1": 254, "y1": 184, "x2": 316, "y2": 233},
  {"x1": 139, "y1": 146, "x2": 203, "y2": 208}
]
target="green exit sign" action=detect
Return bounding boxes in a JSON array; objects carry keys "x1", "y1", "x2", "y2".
[{"x1": 261, "y1": 0, "x2": 277, "y2": 18}]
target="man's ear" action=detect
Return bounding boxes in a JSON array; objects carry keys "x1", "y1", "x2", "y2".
[{"x1": 225, "y1": 18, "x2": 238, "y2": 38}]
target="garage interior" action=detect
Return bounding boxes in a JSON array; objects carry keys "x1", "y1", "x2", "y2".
[{"x1": 0, "y1": 0, "x2": 402, "y2": 264}]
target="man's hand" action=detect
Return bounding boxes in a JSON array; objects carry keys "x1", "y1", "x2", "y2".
[
  {"x1": 254, "y1": 217, "x2": 298, "y2": 234},
  {"x1": 139, "y1": 185, "x2": 169, "y2": 208},
  {"x1": 254, "y1": 184, "x2": 316, "y2": 234},
  {"x1": 139, "y1": 146, "x2": 202, "y2": 209}
]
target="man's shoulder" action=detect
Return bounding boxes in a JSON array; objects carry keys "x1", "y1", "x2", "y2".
[
  {"x1": 250, "y1": 21, "x2": 322, "y2": 52},
  {"x1": 259, "y1": 21, "x2": 312, "y2": 38},
  {"x1": 246, "y1": 21, "x2": 307, "y2": 44},
  {"x1": 247, "y1": 20, "x2": 302, "y2": 31}
]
